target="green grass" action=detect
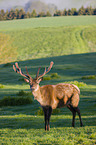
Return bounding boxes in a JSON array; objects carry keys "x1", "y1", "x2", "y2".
[
  {"x1": 0, "y1": 117, "x2": 96, "y2": 144},
  {"x1": 82, "y1": 75, "x2": 96, "y2": 79},
  {"x1": 0, "y1": 16, "x2": 96, "y2": 144},
  {"x1": 0, "y1": 96, "x2": 33, "y2": 106},
  {"x1": 0, "y1": 53, "x2": 96, "y2": 144},
  {"x1": 0, "y1": 16, "x2": 96, "y2": 64},
  {"x1": 0, "y1": 16, "x2": 96, "y2": 30}
]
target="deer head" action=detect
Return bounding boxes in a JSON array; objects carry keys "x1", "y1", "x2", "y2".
[{"x1": 13, "y1": 61, "x2": 54, "y2": 91}]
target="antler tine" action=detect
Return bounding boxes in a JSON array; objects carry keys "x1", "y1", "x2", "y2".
[
  {"x1": 25, "y1": 66, "x2": 33, "y2": 81},
  {"x1": 13, "y1": 62, "x2": 30, "y2": 79},
  {"x1": 13, "y1": 62, "x2": 21, "y2": 74},
  {"x1": 46, "y1": 61, "x2": 54, "y2": 73},
  {"x1": 36, "y1": 67, "x2": 41, "y2": 79},
  {"x1": 25, "y1": 66, "x2": 30, "y2": 77},
  {"x1": 13, "y1": 64, "x2": 17, "y2": 72},
  {"x1": 37, "y1": 61, "x2": 54, "y2": 80}
]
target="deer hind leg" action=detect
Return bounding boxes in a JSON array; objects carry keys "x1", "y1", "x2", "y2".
[
  {"x1": 74, "y1": 107, "x2": 83, "y2": 127},
  {"x1": 43, "y1": 106, "x2": 52, "y2": 131},
  {"x1": 67, "y1": 104, "x2": 76, "y2": 127}
]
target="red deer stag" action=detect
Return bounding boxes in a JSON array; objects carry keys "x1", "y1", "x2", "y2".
[{"x1": 13, "y1": 61, "x2": 83, "y2": 131}]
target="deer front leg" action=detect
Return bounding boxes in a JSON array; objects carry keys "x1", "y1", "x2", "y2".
[
  {"x1": 43, "y1": 107, "x2": 48, "y2": 130},
  {"x1": 47, "y1": 106, "x2": 52, "y2": 131},
  {"x1": 43, "y1": 106, "x2": 52, "y2": 131}
]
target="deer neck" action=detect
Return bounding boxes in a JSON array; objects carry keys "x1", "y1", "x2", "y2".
[{"x1": 32, "y1": 86, "x2": 42, "y2": 103}]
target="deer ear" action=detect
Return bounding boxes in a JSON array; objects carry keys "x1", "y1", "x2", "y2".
[
  {"x1": 24, "y1": 78, "x2": 29, "y2": 83},
  {"x1": 37, "y1": 77, "x2": 43, "y2": 84}
]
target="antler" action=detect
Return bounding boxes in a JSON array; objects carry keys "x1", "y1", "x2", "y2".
[
  {"x1": 36, "y1": 61, "x2": 54, "y2": 80},
  {"x1": 13, "y1": 62, "x2": 32, "y2": 80}
]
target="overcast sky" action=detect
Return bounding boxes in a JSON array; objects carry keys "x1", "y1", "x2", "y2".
[
  {"x1": 0, "y1": 0, "x2": 96, "y2": 10},
  {"x1": 0, "y1": 0, "x2": 76, "y2": 9}
]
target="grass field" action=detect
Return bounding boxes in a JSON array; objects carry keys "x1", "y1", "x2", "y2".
[
  {"x1": 0, "y1": 16, "x2": 96, "y2": 64},
  {"x1": 0, "y1": 16, "x2": 96, "y2": 144}
]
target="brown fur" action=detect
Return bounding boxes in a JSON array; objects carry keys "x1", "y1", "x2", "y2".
[
  {"x1": 13, "y1": 62, "x2": 83, "y2": 130},
  {"x1": 31, "y1": 82, "x2": 83, "y2": 130},
  {"x1": 32, "y1": 83, "x2": 80, "y2": 109}
]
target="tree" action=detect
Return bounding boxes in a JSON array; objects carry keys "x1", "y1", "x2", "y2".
[
  {"x1": 9, "y1": 9, "x2": 15, "y2": 20},
  {"x1": 31, "y1": 9, "x2": 37, "y2": 18},
  {"x1": 26, "y1": 12, "x2": 30, "y2": 18},
  {"x1": 85, "y1": 6, "x2": 93, "y2": 15},
  {"x1": 71, "y1": 8, "x2": 78, "y2": 15},
  {"x1": 38, "y1": 12, "x2": 45, "y2": 17},
  {"x1": 67, "y1": 9, "x2": 72, "y2": 15},
  {"x1": 0, "y1": 9, "x2": 5, "y2": 20},
  {"x1": 14, "y1": 9, "x2": 19, "y2": 19},
  {"x1": 93, "y1": 8, "x2": 96, "y2": 15},
  {"x1": 4, "y1": 10, "x2": 9, "y2": 20},
  {"x1": 54, "y1": 10, "x2": 62, "y2": 16},
  {"x1": 46, "y1": 11, "x2": 51, "y2": 17},
  {"x1": 18, "y1": 9, "x2": 25, "y2": 19},
  {"x1": 78, "y1": 6, "x2": 85, "y2": 15},
  {"x1": 0, "y1": 12, "x2": 2, "y2": 20},
  {"x1": 62, "y1": 9, "x2": 67, "y2": 16}
]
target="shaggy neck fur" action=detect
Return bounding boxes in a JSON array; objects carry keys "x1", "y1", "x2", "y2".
[{"x1": 32, "y1": 86, "x2": 43, "y2": 104}]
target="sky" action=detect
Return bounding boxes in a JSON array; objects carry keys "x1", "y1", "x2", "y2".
[
  {"x1": 0, "y1": 0, "x2": 96, "y2": 11},
  {"x1": 42, "y1": 0, "x2": 96, "y2": 9}
]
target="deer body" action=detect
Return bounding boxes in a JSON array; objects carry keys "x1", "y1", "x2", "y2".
[
  {"x1": 13, "y1": 62, "x2": 83, "y2": 131},
  {"x1": 32, "y1": 83, "x2": 80, "y2": 109}
]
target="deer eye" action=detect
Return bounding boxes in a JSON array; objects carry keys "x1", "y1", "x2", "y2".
[{"x1": 30, "y1": 83, "x2": 33, "y2": 87}]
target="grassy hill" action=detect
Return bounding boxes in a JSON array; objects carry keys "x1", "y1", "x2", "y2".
[
  {"x1": 0, "y1": 53, "x2": 96, "y2": 144},
  {"x1": 0, "y1": 16, "x2": 96, "y2": 64},
  {"x1": 0, "y1": 16, "x2": 96, "y2": 144}
]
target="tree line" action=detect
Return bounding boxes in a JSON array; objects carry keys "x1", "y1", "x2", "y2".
[{"x1": 0, "y1": 6, "x2": 96, "y2": 21}]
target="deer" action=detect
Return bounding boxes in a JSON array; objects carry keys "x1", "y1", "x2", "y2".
[{"x1": 13, "y1": 61, "x2": 83, "y2": 131}]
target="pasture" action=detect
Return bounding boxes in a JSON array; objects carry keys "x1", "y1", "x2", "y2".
[
  {"x1": 0, "y1": 16, "x2": 96, "y2": 64},
  {"x1": 0, "y1": 16, "x2": 96, "y2": 144}
]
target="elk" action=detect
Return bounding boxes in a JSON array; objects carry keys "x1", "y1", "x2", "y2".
[{"x1": 13, "y1": 61, "x2": 83, "y2": 131}]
